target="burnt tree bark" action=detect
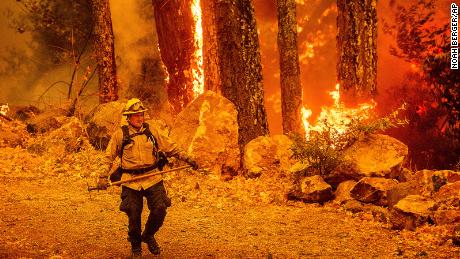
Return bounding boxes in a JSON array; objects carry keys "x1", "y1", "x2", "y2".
[
  {"x1": 214, "y1": 0, "x2": 269, "y2": 151},
  {"x1": 277, "y1": 0, "x2": 303, "y2": 136},
  {"x1": 201, "y1": 0, "x2": 221, "y2": 93},
  {"x1": 152, "y1": 0, "x2": 197, "y2": 114},
  {"x1": 337, "y1": 0, "x2": 377, "y2": 98},
  {"x1": 91, "y1": 0, "x2": 119, "y2": 103}
]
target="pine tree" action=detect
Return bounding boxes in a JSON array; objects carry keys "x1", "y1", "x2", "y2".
[
  {"x1": 91, "y1": 0, "x2": 119, "y2": 103},
  {"x1": 337, "y1": 0, "x2": 377, "y2": 98},
  {"x1": 277, "y1": 0, "x2": 303, "y2": 136}
]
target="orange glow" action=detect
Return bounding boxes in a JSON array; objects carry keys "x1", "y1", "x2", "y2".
[
  {"x1": 301, "y1": 84, "x2": 377, "y2": 146},
  {"x1": 299, "y1": 42, "x2": 315, "y2": 64},
  {"x1": 191, "y1": 0, "x2": 204, "y2": 98},
  {"x1": 297, "y1": 25, "x2": 303, "y2": 33}
]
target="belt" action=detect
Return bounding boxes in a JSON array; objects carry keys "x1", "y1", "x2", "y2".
[{"x1": 123, "y1": 164, "x2": 158, "y2": 175}]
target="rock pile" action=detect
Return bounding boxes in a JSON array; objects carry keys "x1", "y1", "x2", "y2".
[{"x1": 1, "y1": 95, "x2": 458, "y2": 242}]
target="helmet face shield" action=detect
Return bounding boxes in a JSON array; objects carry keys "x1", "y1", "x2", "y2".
[{"x1": 123, "y1": 98, "x2": 148, "y2": 115}]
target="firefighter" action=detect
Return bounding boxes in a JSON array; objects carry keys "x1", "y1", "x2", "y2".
[{"x1": 97, "y1": 98, "x2": 198, "y2": 258}]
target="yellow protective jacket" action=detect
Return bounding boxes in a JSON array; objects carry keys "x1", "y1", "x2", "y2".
[{"x1": 102, "y1": 122, "x2": 188, "y2": 190}]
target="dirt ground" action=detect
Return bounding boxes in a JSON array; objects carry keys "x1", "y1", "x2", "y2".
[{"x1": 0, "y1": 147, "x2": 459, "y2": 258}]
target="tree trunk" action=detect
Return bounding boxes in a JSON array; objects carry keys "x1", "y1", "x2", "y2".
[
  {"x1": 337, "y1": 0, "x2": 377, "y2": 98},
  {"x1": 201, "y1": 0, "x2": 221, "y2": 93},
  {"x1": 152, "y1": 0, "x2": 197, "y2": 114},
  {"x1": 91, "y1": 0, "x2": 119, "y2": 104},
  {"x1": 214, "y1": 0, "x2": 269, "y2": 151},
  {"x1": 277, "y1": 0, "x2": 303, "y2": 136}
]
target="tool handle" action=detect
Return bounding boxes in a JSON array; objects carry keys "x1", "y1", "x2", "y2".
[
  {"x1": 110, "y1": 165, "x2": 191, "y2": 186},
  {"x1": 87, "y1": 165, "x2": 192, "y2": 192}
]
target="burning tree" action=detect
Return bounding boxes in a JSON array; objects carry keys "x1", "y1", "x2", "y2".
[
  {"x1": 277, "y1": 0, "x2": 303, "y2": 136},
  {"x1": 152, "y1": 0, "x2": 203, "y2": 114},
  {"x1": 201, "y1": 0, "x2": 270, "y2": 152},
  {"x1": 336, "y1": 0, "x2": 377, "y2": 99},
  {"x1": 91, "y1": 0, "x2": 119, "y2": 103},
  {"x1": 201, "y1": 0, "x2": 221, "y2": 93}
]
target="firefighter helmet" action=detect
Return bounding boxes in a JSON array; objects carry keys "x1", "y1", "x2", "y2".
[{"x1": 123, "y1": 98, "x2": 147, "y2": 115}]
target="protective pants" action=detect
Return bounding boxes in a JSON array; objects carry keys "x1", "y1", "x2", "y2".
[{"x1": 119, "y1": 181, "x2": 171, "y2": 248}]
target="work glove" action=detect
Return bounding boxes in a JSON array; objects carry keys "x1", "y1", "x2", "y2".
[
  {"x1": 185, "y1": 157, "x2": 199, "y2": 170},
  {"x1": 97, "y1": 176, "x2": 110, "y2": 190}
]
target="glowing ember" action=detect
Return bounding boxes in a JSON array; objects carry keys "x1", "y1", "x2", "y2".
[
  {"x1": 301, "y1": 84, "x2": 376, "y2": 146},
  {"x1": 0, "y1": 103, "x2": 9, "y2": 116},
  {"x1": 191, "y1": 0, "x2": 204, "y2": 98}
]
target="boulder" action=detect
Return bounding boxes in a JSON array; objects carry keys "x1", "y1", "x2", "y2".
[
  {"x1": 444, "y1": 170, "x2": 460, "y2": 183},
  {"x1": 390, "y1": 195, "x2": 436, "y2": 230},
  {"x1": 350, "y1": 177, "x2": 398, "y2": 206},
  {"x1": 0, "y1": 120, "x2": 29, "y2": 148},
  {"x1": 170, "y1": 91, "x2": 239, "y2": 176},
  {"x1": 287, "y1": 175, "x2": 333, "y2": 203},
  {"x1": 343, "y1": 199, "x2": 365, "y2": 213},
  {"x1": 85, "y1": 101, "x2": 125, "y2": 149},
  {"x1": 48, "y1": 116, "x2": 88, "y2": 152},
  {"x1": 433, "y1": 181, "x2": 460, "y2": 209},
  {"x1": 27, "y1": 117, "x2": 90, "y2": 154},
  {"x1": 327, "y1": 134, "x2": 408, "y2": 186},
  {"x1": 25, "y1": 108, "x2": 68, "y2": 134},
  {"x1": 433, "y1": 210, "x2": 460, "y2": 225},
  {"x1": 243, "y1": 135, "x2": 296, "y2": 178},
  {"x1": 415, "y1": 170, "x2": 460, "y2": 183},
  {"x1": 409, "y1": 170, "x2": 460, "y2": 196},
  {"x1": 387, "y1": 181, "x2": 422, "y2": 208},
  {"x1": 385, "y1": 170, "x2": 457, "y2": 208},
  {"x1": 412, "y1": 170, "x2": 445, "y2": 195},
  {"x1": 333, "y1": 180, "x2": 357, "y2": 205}
]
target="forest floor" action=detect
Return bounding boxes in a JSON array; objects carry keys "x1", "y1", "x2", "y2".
[{"x1": 0, "y1": 147, "x2": 459, "y2": 259}]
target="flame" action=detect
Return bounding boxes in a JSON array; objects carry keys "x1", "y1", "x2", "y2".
[
  {"x1": 191, "y1": 0, "x2": 204, "y2": 98},
  {"x1": 301, "y1": 84, "x2": 377, "y2": 147},
  {"x1": 0, "y1": 103, "x2": 9, "y2": 116},
  {"x1": 301, "y1": 106, "x2": 313, "y2": 139}
]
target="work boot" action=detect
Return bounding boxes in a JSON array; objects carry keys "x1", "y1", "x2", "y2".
[
  {"x1": 142, "y1": 235, "x2": 160, "y2": 255},
  {"x1": 131, "y1": 243, "x2": 142, "y2": 259}
]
